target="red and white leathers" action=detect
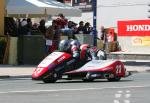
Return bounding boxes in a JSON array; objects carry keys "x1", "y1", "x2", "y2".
[
  {"x1": 71, "y1": 45, "x2": 80, "y2": 59},
  {"x1": 80, "y1": 44, "x2": 99, "y2": 61},
  {"x1": 80, "y1": 44, "x2": 90, "y2": 60}
]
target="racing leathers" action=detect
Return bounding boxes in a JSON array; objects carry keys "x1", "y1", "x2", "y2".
[
  {"x1": 80, "y1": 44, "x2": 98, "y2": 63},
  {"x1": 71, "y1": 45, "x2": 80, "y2": 60}
]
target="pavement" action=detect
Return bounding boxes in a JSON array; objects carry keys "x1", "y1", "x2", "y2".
[
  {"x1": 0, "y1": 65, "x2": 35, "y2": 78},
  {"x1": 0, "y1": 63, "x2": 150, "y2": 79}
]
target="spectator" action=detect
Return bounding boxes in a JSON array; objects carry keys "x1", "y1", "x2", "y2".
[
  {"x1": 76, "y1": 21, "x2": 84, "y2": 34},
  {"x1": 71, "y1": 22, "x2": 78, "y2": 34},
  {"x1": 19, "y1": 18, "x2": 27, "y2": 35},
  {"x1": 4, "y1": 17, "x2": 17, "y2": 36},
  {"x1": 21, "y1": 19, "x2": 27, "y2": 26},
  {"x1": 99, "y1": 26, "x2": 106, "y2": 40},
  {"x1": 56, "y1": 13, "x2": 68, "y2": 29},
  {"x1": 45, "y1": 20, "x2": 61, "y2": 56},
  {"x1": 32, "y1": 23, "x2": 38, "y2": 30},
  {"x1": 83, "y1": 22, "x2": 92, "y2": 34},
  {"x1": 68, "y1": 21, "x2": 78, "y2": 38},
  {"x1": 38, "y1": 19, "x2": 46, "y2": 36},
  {"x1": 26, "y1": 18, "x2": 32, "y2": 35},
  {"x1": 19, "y1": 18, "x2": 32, "y2": 35},
  {"x1": 31, "y1": 23, "x2": 40, "y2": 35}
]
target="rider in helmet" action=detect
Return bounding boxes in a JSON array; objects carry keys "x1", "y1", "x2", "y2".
[
  {"x1": 80, "y1": 44, "x2": 97, "y2": 62},
  {"x1": 59, "y1": 40, "x2": 70, "y2": 52},
  {"x1": 59, "y1": 39, "x2": 81, "y2": 70},
  {"x1": 70, "y1": 40, "x2": 80, "y2": 59},
  {"x1": 59, "y1": 40, "x2": 80, "y2": 59}
]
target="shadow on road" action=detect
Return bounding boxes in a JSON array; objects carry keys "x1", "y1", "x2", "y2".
[{"x1": 36, "y1": 79, "x2": 133, "y2": 84}]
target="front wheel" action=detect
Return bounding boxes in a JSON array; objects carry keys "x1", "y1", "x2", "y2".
[
  {"x1": 42, "y1": 78, "x2": 57, "y2": 83},
  {"x1": 42, "y1": 73, "x2": 58, "y2": 83}
]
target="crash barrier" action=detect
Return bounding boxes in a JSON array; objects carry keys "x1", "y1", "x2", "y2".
[
  {"x1": 107, "y1": 52, "x2": 150, "y2": 60},
  {"x1": 75, "y1": 34, "x2": 94, "y2": 46},
  {"x1": 18, "y1": 35, "x2": 45, "y2": 65},
  {"x1": 60, "y1": 35, "x2": 69, "y2": 40},
  {"x1": 60, "y1": 34, "x2": 94, "y2": 46},
  {"x1": 8, "y1": 37, "x2": 18, "y2": 65}
]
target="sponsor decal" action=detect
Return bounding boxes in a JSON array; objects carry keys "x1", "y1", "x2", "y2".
[
  {"x1": 126, "y1": 25, "x2": 150, "y2": 32},
  {"x1": 132, "y1": 36, "x2": 150, "y2": 46},
  {"x1": 72, "y1": 0, "x2": 93, "y2": 12},
  {"x1": 118, "y1": 20, "x2": 150, "y2": 36},
  {"x1": 57, "y1": 56, "x2": 65, "y2": 63}
]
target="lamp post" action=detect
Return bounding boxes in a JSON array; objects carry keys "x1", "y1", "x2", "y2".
[
  {"x1": 93, "y1": 0, "x2": 97, "y2": 46},
  {"x1": 148, "y1": 4, "x2": 150, "y2": 18},
  {"x1": 0, "y1": 0, "x2": 4, "y2": 35}
]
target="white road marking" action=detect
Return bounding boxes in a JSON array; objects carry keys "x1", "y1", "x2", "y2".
[
  {"x1": 126, "y1": 90, "x2": 130, "y2": 93},
  {"x1": 125, "y1": 94, "x2": 131, "y2": 98},
  {"x1": 114, "y1": 90, "x2": 132, "y2": 103},
  {"x1": 124, "y1": 100, "x2": 130, "y2": 103},
  {"x1": 0, "y1": 85, "x2": 149, "y2": 94},
  {"x1": 115, "y1": 94, "x2": 122, "y2": 98},
  {"x1": 114, "y1": 100, "x2": 120, "y2": 103},
  {"x1": 118, "y1": 91, "x2": 123, "y2": 93},
  {"x1": 54, "y1": 94, "x2": 59, "y2": 97}
]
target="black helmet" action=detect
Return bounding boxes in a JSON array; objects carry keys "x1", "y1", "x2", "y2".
[{"x1": 59, "y1": 40, "x2": 70, "y2": 52}]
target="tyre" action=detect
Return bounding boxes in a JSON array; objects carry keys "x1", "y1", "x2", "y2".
[
  {"x1": 107, "y1": 77, "x2": 121, "y2": 82},
  {"x1": 42, "y1": 73, "x2": 58, "y2": 83},
  {"x1": 42, "y1": 78, "x2": 57, "y2": 83},
  {"x1": 82, "y1": 78, "x2": 94, "y2": 82}
]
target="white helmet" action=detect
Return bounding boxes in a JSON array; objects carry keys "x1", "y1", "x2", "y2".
[{"x1": 70, "y1": 40, "x2": 81, "y2": 48}]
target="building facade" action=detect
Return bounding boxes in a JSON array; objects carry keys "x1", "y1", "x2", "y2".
[{"x1": 70, "y1": 0, "x2": 150, "y2": 53}]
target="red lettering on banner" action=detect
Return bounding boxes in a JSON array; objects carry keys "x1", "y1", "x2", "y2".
[{"x1": 118, "y1": 20, "x2": 150, "y2": 36}]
